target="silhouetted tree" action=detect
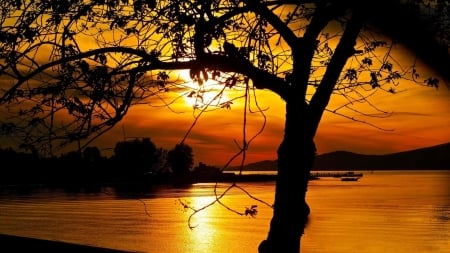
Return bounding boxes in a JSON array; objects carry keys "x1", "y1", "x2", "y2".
[
  {"x1": 167, "y1": 143, "x2": 194, "y2": 175},
  {"x1": 112, "y1": 138, "x2": 158, "y2": 177},
  {"x1": 0, "y1": 1, "x2": 449, "y2": 252},
  {"x1": 83, "y1": 146, "x2": 102, "y2": 162},
  {"x1": 81, "y1": 146, "x2": 107, "y2": 182},
  {"x1": 59, "y1": 150, "x2": 83, "y2": 162},
  {"x1": 0, "y1": 147, "x2": 39, "y2": 184},
  {"x1": 152, "y1": 147, "x2": 170, "y2": 173}
]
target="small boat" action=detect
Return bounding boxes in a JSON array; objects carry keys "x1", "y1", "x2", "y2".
[{"x1": 340, "y1": 177, "x2": 360, "y2": 181}]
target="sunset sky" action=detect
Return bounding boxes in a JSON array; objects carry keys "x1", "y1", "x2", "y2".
[
  {"x1": 1, "y1": 3, "x2": 449, "y2": 168},
  {"x1": 92, "y1": 55, "x2": 450, "y2": 167},
  {"x1": 2, "y1": 54, "x2": 446, "y2": 167},
  {"x1": 86, "y1": 9, "x2": 450, "y2": 167}
]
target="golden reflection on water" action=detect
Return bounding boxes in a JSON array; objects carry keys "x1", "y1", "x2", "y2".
[
  {"x1": 173, "y1": 183, "x2": 275, "y2": 253},
  {"x1": 0, "y1": 171, "x2": 448, "y2": 253},
  {"x1": 183, "y1": 196, "x2": 220, "y2": 252}
]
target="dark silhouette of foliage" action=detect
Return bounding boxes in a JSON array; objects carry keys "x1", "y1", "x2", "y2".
[
  {"x1": 0, "y1": 140, "x2": 168, "y2": 186},
  {"x1": 0, "y1": 1, "x2": 449, "y2": 252},
  {"x1": 83, "y1": 146, "x2": 102, "y2": 162},
  {"x1": 151, "y1": 147, "x2": 170, "y2": 174},
  {"x1": 112, "y1": 137, "x2": 158, "y2": 177},
  {"x1": 167, "y1": 143, "x2": 194, "y2": 175},
  {"x1": 0, "y1": 147, "x2": 39, "y2": 184}
]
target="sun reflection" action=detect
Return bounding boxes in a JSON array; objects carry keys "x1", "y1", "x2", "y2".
[
  {"x1": 181, "y1": 195, "x2": 222, "y2": 252},
  {"x1": 175, "y1": 184, "x2": 275, "y2": 252}
]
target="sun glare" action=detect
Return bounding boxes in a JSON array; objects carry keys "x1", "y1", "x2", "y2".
[{"x1": 177, "y1": 70, "x2": 234, "y2": 110}]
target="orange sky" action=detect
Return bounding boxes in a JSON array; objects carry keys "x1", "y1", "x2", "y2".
[
  {"x1": 2, "y1": 11, "x2": 449, "y2": 167},
  {"x1": 2, "y1": 50, "x2": 448, "y2": 167},
  {"x1": 92, "y1": 64, "x2": 450, "y2": 167}
]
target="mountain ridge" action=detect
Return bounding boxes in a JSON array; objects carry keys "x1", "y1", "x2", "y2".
[{"x1": 227, "y1": 142, "x2": 450, "y2": 171}]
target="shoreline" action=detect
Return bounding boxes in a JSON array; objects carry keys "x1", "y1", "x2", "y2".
[{"x1": 0, "y1": 234, "x2": 139, "y2": 252}]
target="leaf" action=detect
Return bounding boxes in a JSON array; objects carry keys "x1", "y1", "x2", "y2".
[
  {"x1": 225, "y1": 77, "x2": 237, "y2": 88},
  {"x1": 189, "y1": 68, "x2": 197, "y2": 80},
  {"x1": 220, "y1": 101, "x2": 233, "y2": 110},
  {"x1": 245, "y1": 205, "x2": 258, "y2": 217},
  {"x1": 344, "y1": 69, "x2": 357, "y2": 81},
  {"x1": 79, "y1": 60, "x2": 89, "y2": 73},
  {"x1": 425, "y1": 77, "x2": 439, "y2": 88},
  {"x1": 201, "y1": 69, "x2": 208, "y2": 81},
  {"x1": 187, "y1": 91, "x2": 196, "y2": 98}
]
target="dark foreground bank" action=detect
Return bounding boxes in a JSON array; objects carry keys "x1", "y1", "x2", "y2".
[{"x1": 0, "y1": 234, "x2": 139, "y2": 253}]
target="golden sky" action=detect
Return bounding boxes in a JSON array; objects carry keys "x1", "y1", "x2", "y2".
[
  {"x1": 2, "y1": 44, "x2": 448, "y2": 167},
  {"x1": 2, "y1": 6, "x2": 449, "y2": 167},
  {"x1": 93, "y1": 63, "x2": 450, "y2": 167}
]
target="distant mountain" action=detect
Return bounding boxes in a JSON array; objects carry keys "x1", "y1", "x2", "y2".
[
  {"x1": 227, "y1": 142, "x2": 450, "y2": 171},
  {"x1": 228, "y1": 160, "x2": 278, "y2": 171}
]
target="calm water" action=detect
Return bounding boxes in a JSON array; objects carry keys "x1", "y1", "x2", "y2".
[{"x1": 0, "y1": 170, "x2": 449, "y2": 253}]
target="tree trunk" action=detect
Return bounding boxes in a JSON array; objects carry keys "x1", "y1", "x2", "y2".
[{"x1": 259, "y1": 99, "x2": 316, "y2": 253}]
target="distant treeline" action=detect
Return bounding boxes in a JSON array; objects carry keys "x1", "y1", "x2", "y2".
[{"x1": 0, "y1": 138, "x2": 221, "y2": 187}]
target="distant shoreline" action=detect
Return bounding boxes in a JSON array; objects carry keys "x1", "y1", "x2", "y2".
[
  {"x1": 1, "y1": 169, "x2": 447, "y2": 191},
  {"x1": 225, "y1": 168, "x2": 450, "y2": 171},
  {"x1": 225, "y1": 142, "x2": 450, "y2": 171}
]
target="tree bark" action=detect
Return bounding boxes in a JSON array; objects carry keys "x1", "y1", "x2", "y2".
[{"x1": 259, "y1": 99, "x2": 316, "y2": 253}]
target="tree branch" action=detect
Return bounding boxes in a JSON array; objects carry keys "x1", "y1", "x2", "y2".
[
  {"x1": 245, "y1": 0, "x2": 299, "y2": 48},
  {"x1": 309, "y1": 5, "x2": 364, "y2": 134}
]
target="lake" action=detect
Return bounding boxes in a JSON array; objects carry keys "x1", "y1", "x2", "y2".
[{"x1": 0, "y1": 170, "x2": 449, "y2": 253}]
